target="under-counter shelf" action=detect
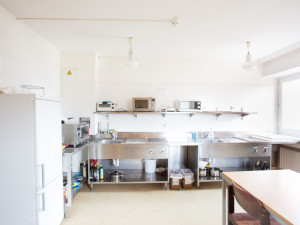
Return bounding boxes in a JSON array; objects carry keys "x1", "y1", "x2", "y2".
[
  {"x1": 89, "y1": 169, "x2": 168, "y2": 184},
  {"x1": 63, "y1": 172, "x2": 86, "y2": 205},
  {"x1": 198, "y1": 167, "x2": 253, "y2": 183},
  {"x1": 94, "y1": 111, "x2": 257, "y2": 120},
  {"x1": 72, "y1": 177, "x2": 86, "y2": 198}
]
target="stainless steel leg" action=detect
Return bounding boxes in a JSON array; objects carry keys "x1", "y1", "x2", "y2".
[
  {"x1": 66, "y1": 155, "x2": 72, "y2": 206},
  {"x1": 163, "y1": 183, "x2": 168, "y2": 190},
  {"x1": 222, "y1": 177, "x2": 231, "y2": 225},
  {"x1": 90, "y1": 183, "x2": 94, "y2": 192}
]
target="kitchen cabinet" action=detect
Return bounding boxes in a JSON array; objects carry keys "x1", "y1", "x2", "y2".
[{"x1": 0, "y1": 94, "x2": 63, "y2": 225}]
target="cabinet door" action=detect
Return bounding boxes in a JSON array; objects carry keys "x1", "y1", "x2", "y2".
[
  {"x1": 37, "y1": 175, "x2": 64, "y2": 225},
  {"x1": 35, "y1": 99, "x2": 62, "y2": 189}
]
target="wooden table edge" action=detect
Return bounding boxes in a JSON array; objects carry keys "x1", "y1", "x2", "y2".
[{"x1": 222, "y1": 171, "x2": 293, "y2": 225}]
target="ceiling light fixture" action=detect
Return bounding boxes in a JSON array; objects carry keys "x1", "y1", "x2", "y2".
[
  {"x1": 126, "y1": 37, "x2": 138, "y2": 70},
  {"x1": 16, "y1": 16, "x2": 179, "y2": 26},
  {"x1": 242, "y1": 41, "x2": 256, "y2": 71}
]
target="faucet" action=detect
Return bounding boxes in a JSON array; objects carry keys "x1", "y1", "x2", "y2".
[
  {"x1": 109, "y1": 129, "x2": 117, "y2": 140},
  {"x1": 208, "y1": 129, "x2": 214, "y2": 140}
]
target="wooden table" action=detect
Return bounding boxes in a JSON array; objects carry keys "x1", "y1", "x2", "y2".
[{"x1": 222, "y1": 170, "x2": 300, "y2": 225}]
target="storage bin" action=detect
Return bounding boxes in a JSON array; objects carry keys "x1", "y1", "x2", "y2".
[
  {"x1": 169, "y1": 170, "x2": 182, "y2": 190},
  {"x1": 144, "y1": 159, "x2": 156, "y2": 173},
  {"x1": 180, "y1": 168, "x2": 194, "y2": 189}
]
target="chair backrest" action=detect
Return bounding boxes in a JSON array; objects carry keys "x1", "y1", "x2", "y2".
[{"x1": 232, "y1": 181, "x2": 270, "y2": 221}]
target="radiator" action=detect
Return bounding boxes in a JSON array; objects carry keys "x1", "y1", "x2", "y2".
[{"x1": 279, "y1": 147, "x2": 300, "y2": 172}]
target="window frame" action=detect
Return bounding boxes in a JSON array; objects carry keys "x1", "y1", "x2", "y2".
[{"x1": 279, "y1": 73, "x2": 300, "y2": 137}]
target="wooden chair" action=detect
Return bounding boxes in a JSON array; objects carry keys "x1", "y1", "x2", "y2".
[{"x1": 228, "y1": 181, "x2": 281, "y2": 225}]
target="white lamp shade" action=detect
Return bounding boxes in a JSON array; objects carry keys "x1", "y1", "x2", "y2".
[
  {"x1": 242, "y1": 61, "x2": 256, "y2": 70},
  {"x1": 126, "y1": 59, "x2": 138, "y2": 70},
  {"x1": 242, "y1": 51, "x2": 256, "y2": 70}
]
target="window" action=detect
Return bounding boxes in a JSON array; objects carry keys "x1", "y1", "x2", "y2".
[{"x1": 279, "y1": 74, "x2": 300, "y2": 137}]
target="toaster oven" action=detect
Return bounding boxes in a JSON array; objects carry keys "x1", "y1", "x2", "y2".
[
  {"x1": 96, "y1": 101, "x2": 117, "y2": 112},
  {"x1": 177, "y1": 100, "x2": 201, "y2": 112}
]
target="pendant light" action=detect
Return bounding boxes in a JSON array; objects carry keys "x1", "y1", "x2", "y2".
[
  {"x1": 242, "y1": 41, "x2": 256, "y2": 71},
  {"x1": 126, "y1": 37, "x2": 138, "y2": 70}
]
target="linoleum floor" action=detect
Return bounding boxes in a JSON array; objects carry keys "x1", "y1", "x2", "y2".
[{"x1": 61, "y1": 182, "x2": 241, "y2": 225}]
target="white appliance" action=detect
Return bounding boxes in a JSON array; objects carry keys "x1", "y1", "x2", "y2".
[
  {"x1": 132, "y1": 97, "x2": 156, "y2": 112},
  {"x1": 0, "y1": 94, "x2": 63, "y2": 225},
  {"x1": 96, "y1": 101, "x2": 117, "y2": 112},
  {"x1": 177, "y1": 100, "x2": 201, "y2": 112}
]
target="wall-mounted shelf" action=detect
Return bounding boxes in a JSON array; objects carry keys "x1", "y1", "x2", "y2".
[{"x1": 94, "y1": 111, "x2": 257, "y2": 120}]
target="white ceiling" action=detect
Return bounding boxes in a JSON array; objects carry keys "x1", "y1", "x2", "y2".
[{"x1": 1, "y1": 0, "x2": 300, "y2": 61}]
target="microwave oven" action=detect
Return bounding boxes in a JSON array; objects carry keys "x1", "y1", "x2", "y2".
[
  {"x1": 62, "y1": 123, "x2": 89, "y2": 147},
  {"x1": 177, "y1": 100, "x2": 201, "y2": 112},
  {"x1": 132, "y1": 97, "x2": 156, "y2": 112},
  {"x1": 96, "y1": 101, "x2": 117, "y2": 112}
]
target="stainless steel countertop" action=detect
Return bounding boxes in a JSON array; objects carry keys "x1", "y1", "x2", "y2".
[
  {"x1": 63, "y1": 142, "x2": 89, "y2": 156},
  {"x1": 90, "y1": 132, "x2": 300, "y2": 146}
]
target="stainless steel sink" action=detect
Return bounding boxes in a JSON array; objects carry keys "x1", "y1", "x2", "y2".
[
  {"x1": 126, "y1": 138, "x2": 146, "y2": 144},
  {"x1": 97, "y1": 137, "x2": 167, "y2": 144},
  {"x1": 147, "y1": 138, "x2": 166, "y2": 143},
  {"x1": 98, "y1": 139, "x2": 126, "y2": 144},
  {"x1": 198, "y1": 138, "x2": 223, "y2": 143}
]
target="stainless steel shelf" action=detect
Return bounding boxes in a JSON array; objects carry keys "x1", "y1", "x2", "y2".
[
  {"x1": 198, "y1": 167, "x2": 260, "y2": 183},
  {"x1": 63, "y1": 172, "x2": 86, "y2": 206},
  {"x1": 94, "y1": 111, "x2": 257, "y2": 120},
  {"x1": 72, "y1": 177, "x2": 86, "y2": 198},
  {"x1": 89, "y1": 169, "x2": 168, "y2": 184}
]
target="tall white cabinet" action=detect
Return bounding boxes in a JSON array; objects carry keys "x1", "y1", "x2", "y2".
[{"x1": 0, "y1": 94, "x2": 63, "y2": 225}]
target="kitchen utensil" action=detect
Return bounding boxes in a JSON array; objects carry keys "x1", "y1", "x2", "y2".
[
  {"x1": 109, "y1": 170, "x2": 125, "y2": 182},
  {"x1": 199, "y1": 168, "x2": 207, "y2": 177},
  {"x1": 209, "y1": 167, "x2": 222, "y2": 177},
  {"x1": 156, "y1": 167, "x2": 166, "y2": 174}
]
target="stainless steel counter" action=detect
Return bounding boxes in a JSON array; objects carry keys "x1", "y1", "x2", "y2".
[
  {"x1": 63, "y1": 142, "x2": 89, "y2": 156},
  {"x1": 63, "y1": 143, "x2": 88, "y2": 206},
  {"x1": 87, "y1": 132, "x2": 299, "y2": 190},
  {"x1": 112, "y1": 131, "x2": 300, "y2": 145}
]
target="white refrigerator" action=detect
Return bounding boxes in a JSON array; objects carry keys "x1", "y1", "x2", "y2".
[{"x1": 0, "y1": 94, "x2": 64, "y2": 225}]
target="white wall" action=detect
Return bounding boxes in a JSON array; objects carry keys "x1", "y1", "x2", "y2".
[
  {"x1": 96, "y1": 57, "x2": 278, "y2": 133},
  {"x1": 60, "y1": 52, "x2": 98, "y2": 134},
  {"x1": 0, "y1": 5, "x2": 60, "y2": 97}
]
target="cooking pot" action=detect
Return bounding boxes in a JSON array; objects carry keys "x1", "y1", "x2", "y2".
[
  {"x1": 109, "y1": 170, "x2": 125, "y2": 182},
  {"x1": 199, "y1": 168, "x2": 207, "y2": 177},
  {"x1": 209, "y1": 167, "x2": 222, "y2": 177}
]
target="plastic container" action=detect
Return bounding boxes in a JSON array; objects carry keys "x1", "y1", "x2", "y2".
[
  {"x1": 169, "y1": 170, "x2": 182, "y2": 190},
  {"x1": 144, "y1": 159, "x2": 156, "y2": 173},
  {"x1": 180, "y1": 168, "x2": 194, "y2": 189}
]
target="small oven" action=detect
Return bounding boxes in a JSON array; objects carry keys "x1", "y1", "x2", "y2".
[
  {"x1": 177, "y1": 100, "x2": 201, "y2": 112},
  {"x1": 132, "y1": 97, "x2": 156, "y2": 112}
]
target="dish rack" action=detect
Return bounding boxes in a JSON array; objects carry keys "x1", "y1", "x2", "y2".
[{"x1": 21, "y1": 85, "x2": 45, "y2": 95}]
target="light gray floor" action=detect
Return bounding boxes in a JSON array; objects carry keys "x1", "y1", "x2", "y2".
[{"x1": 61, "y1": 182, "x2": 242, "y2": 225}]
